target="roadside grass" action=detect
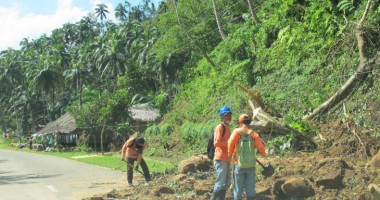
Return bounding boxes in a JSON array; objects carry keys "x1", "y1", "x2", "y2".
[
  {"x1": 0, "y1": 138, "x2": 176, "y2": 174},
  {"x1": 0, "y1": 138, "x2": 15, "y2": 149}
]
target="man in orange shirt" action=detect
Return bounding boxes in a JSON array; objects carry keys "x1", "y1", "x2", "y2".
[
  {"x1": 121, "y1": 137, "x2": 151, "y2": 186},
  {"x1": 210, "y1": 106, "x2": 232, "y2": 200},
  {"x1": 228, "y1": 114, "x2": 266, "y2": 200}
]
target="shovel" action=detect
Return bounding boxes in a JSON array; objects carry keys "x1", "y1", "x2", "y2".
[
  {"x1": 256, "y1": 159, "x2": 275, "y2": 177},
  {"x1": 124, "y1": 160, "x2": 146, "y2": 176}
]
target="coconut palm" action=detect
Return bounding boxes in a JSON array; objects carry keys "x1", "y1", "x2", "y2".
[
  {"x1": 95, "y1": 3, "x2": 109, "y2": 22},
  {"x1": 212, "y1": 0, "x2": 227, "y2": 39},
  {"x1": 94, "y1": 33, "x2": 126, "y2": 80},
  {"x1": 115, "y1": 3, "x2": 128, "y2": 22}
]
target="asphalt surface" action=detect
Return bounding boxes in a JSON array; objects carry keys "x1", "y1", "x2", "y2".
[{"x1": 0, "y1": 149, "x2": 127, "y2": 200}]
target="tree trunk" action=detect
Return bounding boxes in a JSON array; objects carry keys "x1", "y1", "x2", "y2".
[
  {"x1": 172, "y1": 0, "x2": 216, "y2": 68},
  {"x1": 212, "y1": 0, "x2": 227, "y2": 39},
  {"x1": 247, "y1": 0, "x2": 261, "y2": 24},
  {"x1": 303, "y1": 0, "x2": 378, "y2": 120},
  {"x1": 100, "y1": 121, "x2": 106, "y2": 155},
  {"x1": 248, "y1": 100, "x2": 317, "y2": 145},
  {"x1": 236, "y1": 84, "x2": 317, "y2": 144},
  {"x1": 79, "y1": 77, "x2": 83, "y2": 108}
]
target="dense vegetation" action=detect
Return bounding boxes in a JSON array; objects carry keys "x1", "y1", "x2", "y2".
[{"x1": 0, "y1": 0, "x2": 379, "y2": 154}]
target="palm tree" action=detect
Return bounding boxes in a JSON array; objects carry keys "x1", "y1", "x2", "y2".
[
  {"x1": 95, "y1": 3, "x2": 110, "y2": 33},
  {"x1": 212, "y1": 0, "x2": 227, "y2": 39},
  {"x1": 95, "y1": 3, "x2": 109, "y2": 22},
  {"x1": 115, "y1": 3, "x2": 128, "y2": 22},
  {"x1": 94, "y1": 33, "x2": 126, "y2": 80},
  {"x1": 0, "y1": 49, "x2": 24, "y2": 93},
  {"x1": 64, "y1": 54, "x2": 91, "y2": 107},
  {"x1": 77, "y1": 14, "x2": 100, "y2": 42},
  {"x1": 172, "y1": 0, "x2": 216, "y2": 68},
  {"x1": 129, "y1": 5, "x2": 145, "y2": 21},
  {"x1": 247, "y1": 0, "x2": 261, "y2": 24}
]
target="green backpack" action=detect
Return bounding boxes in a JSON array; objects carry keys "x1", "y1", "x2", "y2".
[{"x1": 237, "y1": 128, "x2": 257, "y2": 168}]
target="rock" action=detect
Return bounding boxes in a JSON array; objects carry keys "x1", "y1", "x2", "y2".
[
  {"x1": 178, "y1": 155, "x2": 212, "y2": 174},
  {"x1": 316, "y1": 168, "x2": 345, "y2": 189},
  {"x1": 281, "y1": 178, "x2": 315, "y2": 198},
  {"x1": 315, "y1": 158, "x2": 348, "y2": 189},
  {"x1": 368, "y1": 184, "x2": 380, "y2": 200},
  {"x1": 154, "y1": 186, "x2": 175, "y2": 196},
  {"x1": 366, "y1": 151, "x2": 380, "y2": 172}
]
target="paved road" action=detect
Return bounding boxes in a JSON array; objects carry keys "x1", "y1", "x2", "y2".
[{"x1": 0, "y1": 149, "x2": 127, "y2": 200}]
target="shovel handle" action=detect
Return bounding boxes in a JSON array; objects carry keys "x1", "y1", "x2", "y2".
[
  {"x1": 123, "y1": 160, "x2": 146, "y2": 176},
  {"x1": 256, "y1": 159, "x2": 265, "y2": 167}
]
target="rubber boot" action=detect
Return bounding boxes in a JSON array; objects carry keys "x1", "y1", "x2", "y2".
[{"x1": 216, "y1": 189, "x2": 226, "y2": 200}]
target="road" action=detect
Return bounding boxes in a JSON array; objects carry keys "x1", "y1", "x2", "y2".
[{"x1": 0, "y1": 149, "x2": 127, "y2": 200}]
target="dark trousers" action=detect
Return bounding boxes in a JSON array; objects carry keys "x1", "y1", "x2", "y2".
[{"x1": 127, "y1": 157, "x2": 151, "y2": 184}]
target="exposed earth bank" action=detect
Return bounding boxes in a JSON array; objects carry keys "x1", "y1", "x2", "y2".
[{"x1": 86, "y1": 121, "x2": 380, "y2": 200}]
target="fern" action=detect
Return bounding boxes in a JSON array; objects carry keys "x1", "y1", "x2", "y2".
[{"x1": 337, "y1": 0, "x2": 355, "y2": 12}]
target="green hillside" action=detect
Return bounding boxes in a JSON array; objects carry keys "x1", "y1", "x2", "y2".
[{"x1": 0, "y1": 0, "x2": 379, "y2": 154}]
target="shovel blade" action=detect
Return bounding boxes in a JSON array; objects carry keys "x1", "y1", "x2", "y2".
[{"x1": 261, "y1": 165, "x2": 275, "y2": 177}]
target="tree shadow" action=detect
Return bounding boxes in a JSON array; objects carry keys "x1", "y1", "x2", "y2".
[{"x1": 0, "y1": 171, "x2": 63, "y2": 185}]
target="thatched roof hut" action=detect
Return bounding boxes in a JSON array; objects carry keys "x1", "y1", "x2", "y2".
[
  {"x1": 130, "y1": 106, "x2": 160, "y2": 132},
  {"x1": 130, "y1": 106, "x2": 160, "y2": 122},
  {"x1": 32, "y1": 107, "x2": 160, "y2": 137},
  {"x1": 33, "y1": 113, "x2": 76, "y2": 137}
]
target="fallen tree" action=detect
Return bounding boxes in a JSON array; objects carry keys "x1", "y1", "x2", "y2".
[
  {"x1": 237, "y1": 84, "x2": 318, "y2": 145},
  {"x1": 303, "y1": 0, "x2": 379, "y2": 120}
]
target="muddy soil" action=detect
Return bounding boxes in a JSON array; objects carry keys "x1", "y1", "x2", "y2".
[{"x1": 85, "y1": 121, "x2": 380, "y2": 200}]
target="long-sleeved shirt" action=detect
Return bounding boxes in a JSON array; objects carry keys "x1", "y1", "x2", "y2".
[
  {"x1": 228, "y1": 126, "x2": 266, "y2": 165},
  {"x1": 213, "y1": 123, "x2": 231, "y2": 162}
]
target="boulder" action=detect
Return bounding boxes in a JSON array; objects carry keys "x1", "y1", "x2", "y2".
[
  {"x1": 315, "y1": 158, "x2": 348, "y2": 189},
  {"x1": 281, "y1": 178, "x2": 315, "y2": 198},
  {"x1": 178, "y1": 155, "x2": 212, "y2": 174},
  {"x1": 316, "y1": 168, "x2": 345, "y2": 189},
  {"x1": 368, "y1": 184, "x2": 380, "y2": 200},
  {"x1": 366, "y1": 151, "x2": 380, "y2": 172}
]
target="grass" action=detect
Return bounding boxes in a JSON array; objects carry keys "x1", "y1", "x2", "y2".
[{"x1": 0, "y1": 138, "x2": 177, "y2": 174}]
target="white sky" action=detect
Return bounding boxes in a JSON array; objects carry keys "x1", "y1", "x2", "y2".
[{"x1": 0, "y1": 0, "x2": 160, "y2": 51}]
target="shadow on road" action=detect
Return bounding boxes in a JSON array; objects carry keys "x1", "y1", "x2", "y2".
[{"x1": 0, "y1": 171, "x2": 63, "y2": 185}]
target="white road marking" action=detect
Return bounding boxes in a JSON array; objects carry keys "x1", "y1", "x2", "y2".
[{"x1": 47, "y1": 185, "x2": 58, "y2": 193}]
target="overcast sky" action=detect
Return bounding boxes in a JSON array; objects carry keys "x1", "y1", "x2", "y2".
[{"x1": 0, "y1": 0, "x2": 160, "y2": 51}]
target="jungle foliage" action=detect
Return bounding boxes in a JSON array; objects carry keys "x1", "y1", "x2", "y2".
[{"x1": 0, "y1": 0, "x2": 379, "y2": 152}]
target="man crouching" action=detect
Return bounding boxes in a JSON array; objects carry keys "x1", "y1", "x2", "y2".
[{"x1": 121, "y1": 136, "x2": 151, "y2": 186}]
